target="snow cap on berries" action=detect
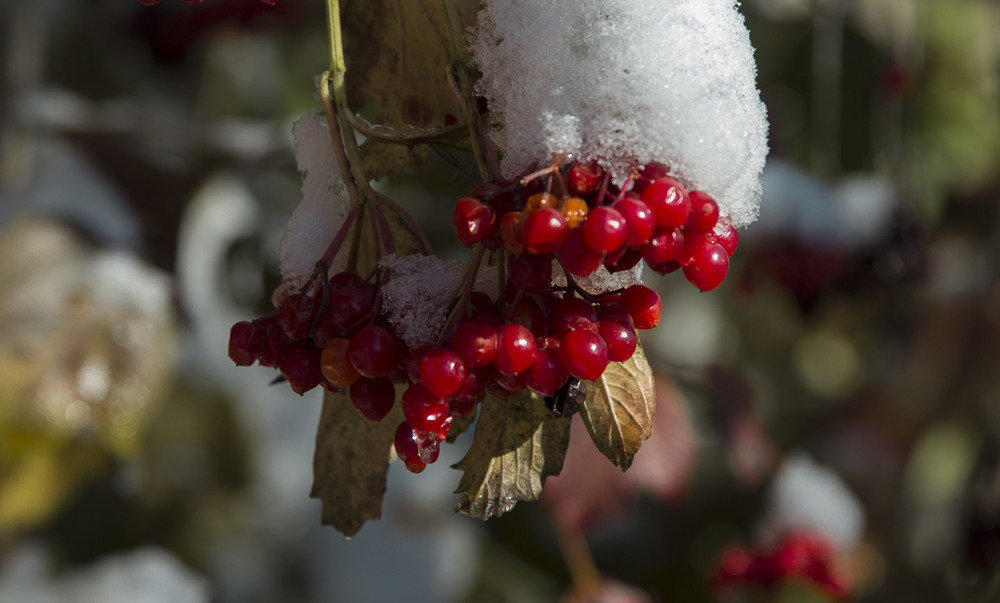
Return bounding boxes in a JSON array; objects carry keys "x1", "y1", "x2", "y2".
[
  {"x1": 760, "y1": 453, "x2": 864, "y2": 552},
  {"x1": 277, "y1": 110, "x2": 350, "y2": 298},
  {"x1": 470, "y1": 0, "x2": 769, "y2": 228}
]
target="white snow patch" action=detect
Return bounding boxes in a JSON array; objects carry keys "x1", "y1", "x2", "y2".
[{"x1": 470, "y1": 0, "x2": 769, "y2": 227}]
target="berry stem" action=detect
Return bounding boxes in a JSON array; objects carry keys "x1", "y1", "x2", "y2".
[
  {"x1": 436, "y1": 243, "x2": 487, "y2": 346},
  {"x1": 557, "y1": 524, "x2": 603, "y2": 598},
  {"x1": 374, "y1": 191, "x2": 434, "y2": 256}
]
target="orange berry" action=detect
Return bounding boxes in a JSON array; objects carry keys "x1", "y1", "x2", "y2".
[
  {"x1": 525, "y1": 192, "x2": 558, "y2": 212},
  {"x1": 321, "y1": 338, "x2": 361, "y2": 388},
  {"x1": 561, "y1": 197, "x2": 590, "y2": 228}
]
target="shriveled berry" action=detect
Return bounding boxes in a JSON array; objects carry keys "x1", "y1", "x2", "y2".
[
  {"x1": 278, "y1": 293, "x2": 318, "y2": 341},
  {"x1": 228, "y1": 320, "x2": 265, "y2": 366},
  {"x1": 348, "y1": 325, "x2": 399, "y2": 377},
  {"x1": 493, "y1": 323, "x2": 538, "y2": 376},
  {"x1": 568, "y1": 162, "x2": 603, "y2": 196},
  {"x1": 619, "y1": 285, "x2": 662, "y2": 330},
  {"x1": 320, "y1": 337, "x2": 361, "y2": 388},
  {"x1": 559, "y1": 330, "x2": 610, "y2": 381},
  {"x1": 349, "y1": 376, "x2": 396, "y2": 421},
  {"x1": 499, "y1": 211, "x2": 526, "y2": 254},
  {"x1": 328, "y1": 285, "x2": 375, "y2": 331},
  {"x1": 279, "y1": 344, "x2": 322, "y2": 395}
]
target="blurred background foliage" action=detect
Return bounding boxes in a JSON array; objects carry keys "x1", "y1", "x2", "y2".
[{"x1": 0, "y1": 0, "x2": 998, "y2": 601}]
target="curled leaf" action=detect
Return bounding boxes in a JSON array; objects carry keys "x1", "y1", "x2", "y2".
[
  {"x1": 579, "y1": 343, "x2": 655, "y2": 469},
  {"x1": 453, "y1": 392, "x2": 571, "y2": 520},
  {"x1": 311, "y1": 390, "x2": 402, "y2": 538}
]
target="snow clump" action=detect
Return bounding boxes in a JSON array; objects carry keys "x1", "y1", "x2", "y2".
[{"x1": 470, "y1": 0, "x2": 769, "y2": 228}]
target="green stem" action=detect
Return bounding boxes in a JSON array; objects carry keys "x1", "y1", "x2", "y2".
[{"x1": 324, "y1": 0, "x2": 371, "y2": 195}]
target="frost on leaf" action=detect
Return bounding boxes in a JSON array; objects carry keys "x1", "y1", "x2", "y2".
[
  {"x1": 453, "y1": 391, "x2": 571, "y2": 520},
  {"x1": 580, "y1": 343, "x2": 656, "y2": 470},
  {"x1": 470, "y1": 0, "x2": 769, "y2": 227},
  {"x1": 340, "y1": 0, "x2": 462, "y2": 178},
  {"x1": 311, "y1": 390, "x2": 402, "y2": 538}
]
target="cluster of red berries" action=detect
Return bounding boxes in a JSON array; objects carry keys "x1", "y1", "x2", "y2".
[
  {"x1": 138, "y1": 0, "x2": 278, "y2": 6},
  {"x1": 229, "y1": 263, "x2": 663, "y2": 472},
  {"x1": 713, "y1": 531, "x2": 850, "y2": 599},
  {"x1": 454, "y1": 162, "x2": 739, "y2": 292}
]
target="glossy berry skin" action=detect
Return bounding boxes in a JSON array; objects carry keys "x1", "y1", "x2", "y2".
[
  {"x1": 349, "y1": 376, "x2": 396, "y2": 421},
  {"x1": 418, "y1": 348, "x2": 466, "y2": 398},
  {"x1": 450, "y1": 320, "x2": 498, "y2": 367},
  {"x1": 685, "y1": 190, "x2": 720, "y2": 235},
  {"x1": 643, "y1": 226, "x2": 684, "y2": 266},
  {"x1": 613, "y1": 198, "x2": 656, "y2": 247},
  {"x1": 714, "y1": 218, "x2": 739, "y2": 256},
  {"x1": 604, "y1": 246, "x2": 643, "y2": 273},
  {"x1": 523, "y1": 208, "x2": 569, "y2": 254},
  {"x1": 525, "y1": 192, "x2": 558, "y2": 212},
  {"x1": 228, "y1": 320, "x2": 265, "y2": 366},
  {"x1": 619, "y1": 285, "x2": 662, "y2": 330},
  {"x1": 558, "y1": 228, "x2": 604, "y2": 277},
  {"x1": 551, "y1": 296, "x2": 598, "y2": 337},
  {"x1": 454, "y1": 197, "x2": 496, "y2": 245},
  {"x1": 641, "y1": 176, "x2": 690, "y2": 228},
  {"x1": 394, "y1": 422, "x2": 426, "y2": 473},
  {"x1": 683, "y1": 239, "x2": 730, "y2": 292},
  {"x1": 583, "y1": 206, "x2": 628, "y2": 253},
  {"x1": 509, "y1": 252, "x2": 552, "y2": 293},
  {"x1": 347, "y1": 326, "x2": 399, "y2": 377},
  {"x1": 561, "y1": 197, "x2": 590, "y2": 228},
  {"x1": 401, "y1": 384, "x2": 450, "y2": 435},
  {"x1": 598, "y1": 316, "x2": 637, "y2": 362},
  {"x1": 559, "y1": 330, "x2": 610, "y2": 381},
  {"x1": 493, "y1": 323, "x2": 538, "y2": 376},
  {"x1": 320, "y1": 337, "x2": 361, "y2": 388},
  {"x1": 526, "y1": 348, "x2": 569, "y2": 396}
]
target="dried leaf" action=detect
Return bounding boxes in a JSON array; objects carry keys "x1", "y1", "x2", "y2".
[
  {"x1": 453, "y1": 392, "x2": 571, "y2": 520},
  {"x1": 311, "y1": 389, "x2": 402, "y2": 538},
  {"x1": 579, "y1": 343, "x2": 655, "y2": 469},
  {"x1": 342, "y1": 0, "x2": 461, "y2": 175}
]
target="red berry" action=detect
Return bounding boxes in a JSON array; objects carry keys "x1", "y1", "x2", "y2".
[
  {"x1": 509, "y1": 253, "x2": 552, "y2": 293},
  {"x1": 329, "y1": 270, "x2": 365, "y2": 289},
  {"x1": 469, "y1": 291, "x2": 495, "y2": 313},
  {"x1": 714, "y1": 217, "x2": 739, "y2": 256},
  {"x1": 394, "y1": 422, "x2": 426, "y2": 473},
  {"x1": 328, "y1": 285, "x2": 375, "y2": 331},
  {"x1": 568, "y1": 162, "x2": 603, "y2": 196},
  {"x1": 407, "y1": 345, "x2": 435, "y2": 383},
  {"x1": 685, "y1": 190, "x2": 720, "y2": 235},
  {"x1": 551, "y1": 296, "x2": 598, "y2": 338},
  {"x1": 683, "y1": 239, "x2": 730, "y2": 292},
  {"x1": 499, "y1": 211, "x2": 526, "y2": 254},
  {"x1": 558, "y1": 227, "x2": 604, "y2": 277},
  {"x1": 401, "y1": 384, "x2": 450, "y2": 434},
  {"x1": 526, "y1": 348, "x2": 568, "y2": 396},
  {"x1": 604, "y1": 246, "x2": 643, "y2": 273},
  {"x1": 641, "y1": 176, "x2": 690, "y2": 228},
  {"x1": 523, "y1": 208, "x2": 569, "y2": 254},
  {"x1": 613, "y1": 198, "x2": 656, "y2": 247},
  {"x1": 347, "y1": 326, "x2": 399, "y2": 377},
  {"x1": 278, "y1": 293, "x2": 318, "y2": 341},
  {"x1": 508, "y1": 299, "x2": 546, "y2": 337},
  {"x1": 418, "y1": 348, "x2": 466, "y2": 398},
  {"x1": 619, "y1": 285, "x2": 662, "y2": 330},
  {"x1": 454, "y1": 197, "x2": 496, "y2": 245},
  {"x1": 451, "y1": 321, "x2": 498, "y2": 367},
  {"x1": 493, "y1": 323, "x2": 538, "y2": 376},
  {"x1": 583, "y1": 206, "x2": 628, "y2": 253},
  {"x1": 598, "y1": 316, "x2": 637, "y2": 362},
  {"x1": 228, "y1": 320, "x2": 265, "y2": 366},
  {"x1": 642, "y1": 226, "x2": 684, "y2": 266},
  {"x1": 559, "y1": 330, "x2": 610, "y2": 381},
  {"x1": 349, "y1": 376, "x2": 396, "y2": 421},
  {"x1": 320, "y1": 337, "x2": 361, "y2": 388},
  {"x1": 279, "y1": 344, "x2": 322, "y2": 395}
]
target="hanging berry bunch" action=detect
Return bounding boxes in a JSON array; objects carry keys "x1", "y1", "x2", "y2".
[{"x1": 214, "y1": 0, "x2": 767, "y2": 537}]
